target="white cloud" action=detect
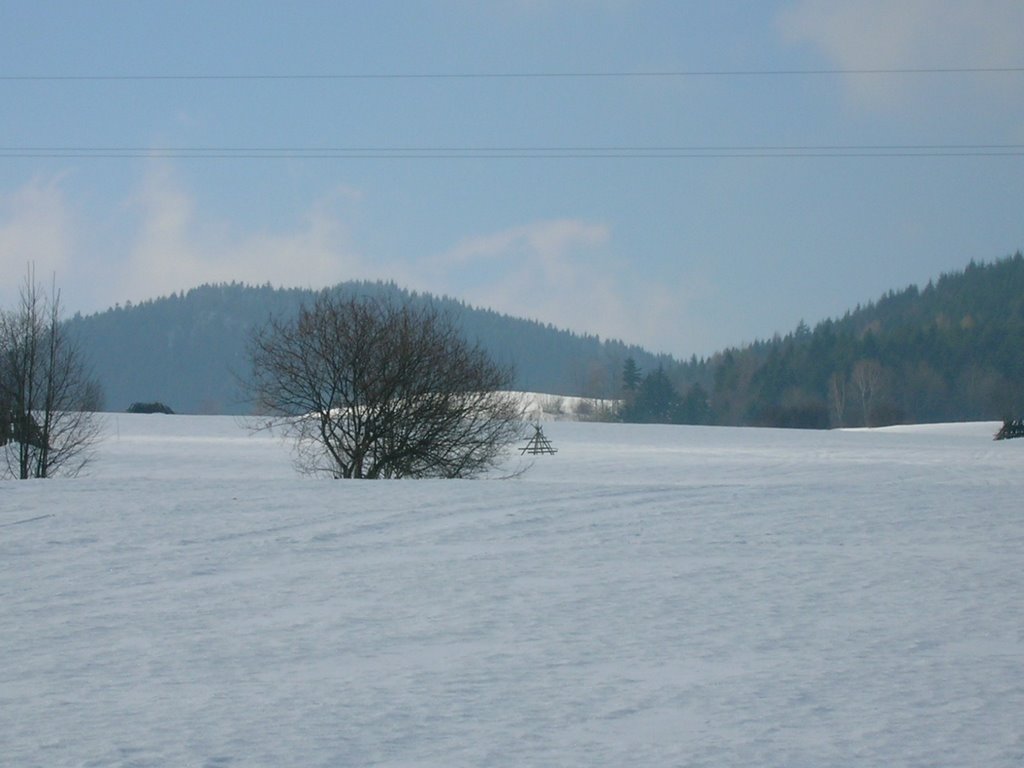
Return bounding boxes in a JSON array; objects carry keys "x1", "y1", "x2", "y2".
[
  {"x1": 778, "y1": 0, "x2": 1024, "y2": 111},
  {"x1": 433, "y1": 218, "x2": 608, "y2": 274},
  {"x1": 0, "y1": 176, "x2": 75, "y2": 307},
  {"x1": 0, "y1": 168, "x2": 699, "y2": 355},
  {"x1": 121, "y1": 176, "x2": 692, "y2": 352},
  {"x1": 414, "y1": 218, "x2": 684, "y2": 351},
  {"x1": 121, "y1": 163, "x2": 368, "y2": 303}
]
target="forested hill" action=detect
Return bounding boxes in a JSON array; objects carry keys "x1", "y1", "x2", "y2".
[
  {"x1": 65, "y1": 254, "x2": 1024, "y2": 423},
  {"x1": 67, "y1": 281, "x2": 674, "y2": 415},
  {"x1": 704, "y1": 253, "x2": 1024, "y2": 427}
]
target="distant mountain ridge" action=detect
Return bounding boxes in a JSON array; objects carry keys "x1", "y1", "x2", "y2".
[{"x1": 68, "y1": 281, "x2": 674, "y2": 415}]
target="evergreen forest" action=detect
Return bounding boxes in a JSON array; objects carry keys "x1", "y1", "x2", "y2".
[
  {"x1": 66, "y1": 281, "x2": 671, "y2": 415},
  {"x1": 628, "y1": 253, "x2": 1024, "y2": 428},
  {"x1": 66, "y1": 253, "x2": 1024, "y2": 427}
]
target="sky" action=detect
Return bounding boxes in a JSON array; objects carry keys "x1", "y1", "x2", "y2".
[{"x1": 2, "y1": 1, "x2": 1023, "y2": 358}]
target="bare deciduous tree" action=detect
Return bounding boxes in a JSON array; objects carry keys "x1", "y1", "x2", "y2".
[
  {"x1": 248, "y1": 293, "x2": 525, "y2": 479},
  {"x1": 0, "y1": 270, "x2": 103, "y2": 479},
  {"x1": 850, "y1": 358, "x2": 884, "y2": 428}
]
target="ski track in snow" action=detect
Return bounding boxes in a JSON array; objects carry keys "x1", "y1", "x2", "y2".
[{"x1": 2, "y1": 416, "x2": 1023, "y2": 767}]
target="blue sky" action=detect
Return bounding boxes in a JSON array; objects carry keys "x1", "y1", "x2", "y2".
[{"x1": 2, "y1": 1, "x2": 1023, "y2": 357}]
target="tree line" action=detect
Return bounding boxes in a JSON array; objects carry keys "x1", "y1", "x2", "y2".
[
  {"x1": 615, "y1": 253, "x2": 1024, "y2": 428},
  {"x1": 8, "y1": 251, "x2": 1021, "y2": 467}
]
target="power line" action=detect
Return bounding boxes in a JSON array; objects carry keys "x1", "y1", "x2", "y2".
[
  {"x1": 1, "y1": 144, "x2": 1022, "y2": 159},
  {"x1": 2, "y1": 67, "x2": 1024, "y2": 82}
]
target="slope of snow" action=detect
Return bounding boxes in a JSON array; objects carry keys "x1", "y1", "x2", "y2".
[
  {"x1": 511, "y1": 391, "x2": 618, "y2": 422},
  {"x1": 2, "y1": 416, "x2": 1022, "y2": 766}
]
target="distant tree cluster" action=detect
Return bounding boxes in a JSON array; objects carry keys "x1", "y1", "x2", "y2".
[
  {"x1": 127, "y1": 401, "x2": 175, "y2": 414},
  {"x1": 617, "y1": 358, "x2": 712, "y2": 425}
]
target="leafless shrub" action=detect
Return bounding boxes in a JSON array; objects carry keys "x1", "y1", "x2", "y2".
[
  {"x1": 248, "y1": 293, "x2": 525, "y2": 478},
  {"x1": 0, "y1": 269, "x2": 103, "y2": 479}
]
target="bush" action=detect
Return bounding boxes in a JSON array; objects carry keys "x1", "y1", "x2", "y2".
[{"x1": 248, "y1": 293, "x2": 524, "y2": 478}]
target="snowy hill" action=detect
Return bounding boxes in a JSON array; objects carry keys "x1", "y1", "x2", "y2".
[{"x1": 3, "y1": 417, "x2": 1023, "y2": 766}]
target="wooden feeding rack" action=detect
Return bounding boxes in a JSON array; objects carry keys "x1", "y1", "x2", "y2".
[
  {"x1": 520, "y1": 424, "x2": 557, "y2": 455},
  {"x1": 994, "y1": 418, "x2": 1024, "y2": 440}
]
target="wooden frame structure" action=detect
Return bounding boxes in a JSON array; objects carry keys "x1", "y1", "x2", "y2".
[{"x1": 520, "y1": 424, "x2": 557, "y2": 455}]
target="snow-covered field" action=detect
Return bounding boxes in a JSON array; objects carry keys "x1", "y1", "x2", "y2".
[{"x1": 3, "y1": 415, "x2": 1023, "y2": 767}]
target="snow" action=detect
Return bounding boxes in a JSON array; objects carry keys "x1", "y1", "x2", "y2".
[
  {"x1": 3, "y1": 415, "x2": 1023, "y2": 767},
  {"x1": 512, "y1": 392, "x2": 618, "y2": 422}
]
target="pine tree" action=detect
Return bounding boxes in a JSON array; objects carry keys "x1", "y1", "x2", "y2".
[{"x1": 622, "y1": 357, "x2": 642, "y2": 391}]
